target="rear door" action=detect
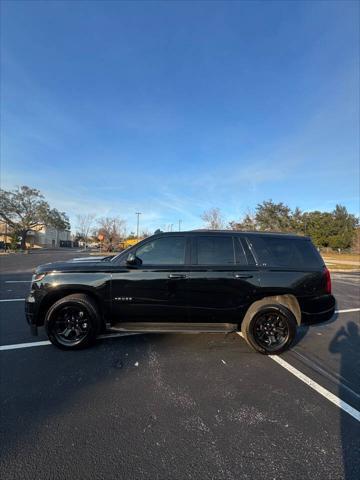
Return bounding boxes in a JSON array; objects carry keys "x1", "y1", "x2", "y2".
[
  {"x1": 187, "y1": 235, "x2": 260, "y2": 322},
  {"x1": 111, "y1": 235, "x2": 191, "y2": 323}
]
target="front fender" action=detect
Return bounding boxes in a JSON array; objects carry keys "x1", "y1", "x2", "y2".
[{"x1": 28, "y1": 272, "x2": 112, "y2": 326}]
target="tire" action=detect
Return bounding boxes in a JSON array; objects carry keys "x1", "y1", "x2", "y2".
[
  {"x1": 241, "y1": 304, "x2": 297, "y2": 354},
  {"x1": 45, "y1": 294, "x2": 101, "y2": 350}
]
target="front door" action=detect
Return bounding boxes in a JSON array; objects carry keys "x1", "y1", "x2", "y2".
[
  {"x1": 111, "y1": 235, "x2": 190, "y2": 324},
  {"x1": 187, "y1": 235, "x2": 259, "y2": 322}
]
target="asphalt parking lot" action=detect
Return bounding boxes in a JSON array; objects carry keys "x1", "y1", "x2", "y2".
[{"x1": 0, "y1": 251, "x2": 359, "y2": 479}]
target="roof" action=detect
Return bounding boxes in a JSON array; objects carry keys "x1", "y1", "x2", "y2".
[{"x1": 155, "y1": 230, "x2": 309, "y2": 240}]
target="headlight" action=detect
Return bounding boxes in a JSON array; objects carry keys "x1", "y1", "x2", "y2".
[{"x1": 32, "y1": 273, "x2": 47, "y2": 283}]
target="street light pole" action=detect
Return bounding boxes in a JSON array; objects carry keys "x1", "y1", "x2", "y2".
[
  {"x1": 4, "y1": 222, "x2": 8, "y2": 252},
  {"x1": 136, "y1": 212, "x2": 142, "y2": 239},
  {"x1": 178, "y1": 219, "x2": 182, "y2": 231}
]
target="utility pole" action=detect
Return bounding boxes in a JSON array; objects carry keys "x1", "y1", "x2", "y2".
[
  {"x1": 135, "y1": 212, "x2": 142, "y2": 239},
  {"x1": 178, "y1": 219, "x2": 182, "y2": 231},
  {"x1": 4, "y1": 222, "x2": 7, "y2": 251}
]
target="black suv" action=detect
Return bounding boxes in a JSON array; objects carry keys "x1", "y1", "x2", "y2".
[{"x1": 25, "y1": 231, "x2": 335, "y2": 354}]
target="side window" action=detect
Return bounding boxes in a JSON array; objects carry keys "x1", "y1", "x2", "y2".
[
  {"x1": 247, "y1": 236, "x2": 322, "y2": 268},
  {"x1": 196, "y1": 236, "x2": 235, "y2": 265},
  {"x1": 135, "y1": 236, "x2": 186, "y2": 265},
  {"x1": 234, "y1": 237, "x2": 256, "y2": 265}
]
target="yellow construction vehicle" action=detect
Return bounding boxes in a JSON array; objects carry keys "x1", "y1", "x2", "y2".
[{"x1": 118, "y1": 238, "x2": 140, "y2": 251}]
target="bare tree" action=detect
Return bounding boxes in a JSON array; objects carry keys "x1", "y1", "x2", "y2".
[
  {"x1": 76, "y1": 213, "x2": 96, "y2": 246},
  {"x1": 96, "y1": 217, "x2": 126, "y2": 250},
  {"x1": 141, "y1": 229, "x2": 152, "y2": 238},
  {"x1": 201, "y1": 208, "x2": 225, "y2": 230}
]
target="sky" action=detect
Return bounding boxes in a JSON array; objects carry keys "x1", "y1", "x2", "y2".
[{"x1": 1, "y1": 0, "x2": 359, "y2": 234}]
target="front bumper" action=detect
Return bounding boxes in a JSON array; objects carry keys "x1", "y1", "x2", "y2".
[
  {"x1": 300, "y1": 294, "x2": 336, "y2": 324},
  {"x1": 25, "y1": 292, "x2": 39, "y2": 335}
]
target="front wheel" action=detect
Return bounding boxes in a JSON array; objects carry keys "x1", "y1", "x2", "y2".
[
  {"x1": 241, "y1": 304, "x2": 297, "y2": 354},
  {"x1": 45, "y1": 294, "x2": 101, "y2": 350}
]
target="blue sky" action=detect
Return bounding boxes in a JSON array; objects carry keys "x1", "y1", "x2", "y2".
[{"x1": 1, "y1": 0, "x2": 359, "y2": 234}]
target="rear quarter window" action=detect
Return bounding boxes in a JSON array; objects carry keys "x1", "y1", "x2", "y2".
[{"x1": 247, "y1": 236, "x2": 323, "y2": 269}]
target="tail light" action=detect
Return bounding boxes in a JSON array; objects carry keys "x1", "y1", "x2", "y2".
[{"x1": 324, "y1": 267, "x2": 331, "y2": 294}]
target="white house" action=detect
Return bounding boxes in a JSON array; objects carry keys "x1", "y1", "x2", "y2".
[
  {"x1": 0, "y1": 221, "x2": 71, "y2": 248},
  {"x1": 27, "y1": 226, "x2": 71, "y2": 248}
]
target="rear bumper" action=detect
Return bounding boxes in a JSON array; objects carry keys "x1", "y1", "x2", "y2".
[{"x1": 300, "y1": 294, "x2": 336, "y2": 324}]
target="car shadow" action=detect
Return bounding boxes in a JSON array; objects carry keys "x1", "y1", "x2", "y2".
[
  {"x1": 329, "y1": 321, "x2": 360, "y2": 479},
  {"x1": 291, "y1": 309, "x2": 339, "y2": 348}
]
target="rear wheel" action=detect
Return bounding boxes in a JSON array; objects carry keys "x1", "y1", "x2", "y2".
[
  {"x1": 241, "y1": 304, "x2": 297, "y2": 354},
  {"x1": 45, "y1": 294, "x2": 101, "y2": 350}
]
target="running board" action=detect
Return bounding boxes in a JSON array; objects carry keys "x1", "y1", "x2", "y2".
[{"x1": 108, "y1": 322, "x2": 238, "y2": 334}]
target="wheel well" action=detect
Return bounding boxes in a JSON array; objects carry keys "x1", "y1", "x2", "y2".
[
  {"x1": 38, "y1": 290, "x2": 104, "y2": 328},
  {"x1": 243, "y1": 295, "x2": 301, "y2": 326}
]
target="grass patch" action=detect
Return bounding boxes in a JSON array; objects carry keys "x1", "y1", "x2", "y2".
[
  {"x1": 322, "y1": 253, "x2": 360, "y2": 262},
  {"x1": 326, "y1": 263, "x2": 360, "y2": 271}
]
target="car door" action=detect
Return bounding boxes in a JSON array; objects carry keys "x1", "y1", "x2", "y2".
[
  {"x1": 187, "y1": 235, "x2": 260, "y2": 322},
  {"x1": 110, "y1": 235, "x2": 191, "y2": 323}
]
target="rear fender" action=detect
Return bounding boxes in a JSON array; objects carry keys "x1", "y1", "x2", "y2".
[{"x1": 242, "y1": 294, "x2": 302, "y2": 326}]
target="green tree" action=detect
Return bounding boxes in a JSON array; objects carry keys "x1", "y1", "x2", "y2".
[
  {"x1": 229, "y1": 212, "x2": 257, "y2": 231},
  {"x1": 255, "y1": 200, "x2": 292, "y2": 231},
  {"x1": 290, "y1": 207, "x2": 305, "y2": 234},
  {"x1": 228, "y1": 202, "x2": 357, "y2": 249},
  {"x1": 305, "y1": 211, "x2": 333, "y2": 247},
  {"x1": 328, "y1": 205, "x2": 357, "y2": 249},
  {"x1": 294, "y1": 205, "x2": 357, "y2": 249},
  {"x1": 0, "y1": 186, "x2": 70, "y2": 250}
]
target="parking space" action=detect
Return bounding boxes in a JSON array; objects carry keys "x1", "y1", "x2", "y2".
[{"x1": 0, "y1": 257, "x2": 359, "y2": 479}]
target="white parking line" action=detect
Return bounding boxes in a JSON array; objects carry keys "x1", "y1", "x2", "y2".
[
  {"x1": 0, "y1": 298, "x2": 25, "y2": 302},
  {"x1": 237, "y1": 332, "x2": 360, "y2": 422},
  {"x1": 335, "y1": 308, "x2": 360, "y2": 313},
  {"x1": 4, "y1": 281, "x2": 31, "y2": 283},
  {"x1": 269, "y1": 354, "x2": 360, "y2": 422},
  {"x1": 0, "y1": 333, "x2": 138, "y2": 351},
  {"x1": 0, "y1": 340, "x2": 51, "y2": 351}
]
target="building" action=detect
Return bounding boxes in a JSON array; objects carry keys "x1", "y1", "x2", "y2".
[{"x1": 0, "y1": 221, "x2": 72, "y2": 248}]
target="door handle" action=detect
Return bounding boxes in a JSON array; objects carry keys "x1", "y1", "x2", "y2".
[
  {"x1": 234, "y1": 274, "x2": 253, "y2": 279},
  {"x1": 168, "y1": 273, "x2": 187, "y2": 279}
]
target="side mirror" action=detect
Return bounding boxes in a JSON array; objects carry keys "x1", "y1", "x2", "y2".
[{"x1": 126, "y1": 253, "x2": 141, "y2": 266}]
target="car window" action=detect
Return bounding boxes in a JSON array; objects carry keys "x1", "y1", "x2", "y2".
[
  {"x1": 235, "y1": 237, "x2": 256, "y2": 265},
  {"x1": 135, "y1": 236, "x2": 186, "y2": 265},
  {"x1": 197, "y1": 236, "x2": 235, "y2": 265},
  {"x1": 247, "y1": 236, "x2": 323, "y2": 268}
]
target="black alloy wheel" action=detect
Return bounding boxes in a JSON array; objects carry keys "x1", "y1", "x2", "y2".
[
  {"x1": 45, "y1": 294, "x2": 101, "y2": 350},
  {"x1": 241, "y1": 304, "x2": 297, "y2": 354},
  {"x1": 252, "y1": 310, "x2": 290, "y2": 352},
  {"x1": 51, "y1": 305, "x2": 91, "y2": 347}
]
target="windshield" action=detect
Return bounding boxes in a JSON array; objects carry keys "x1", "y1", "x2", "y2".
[{"x1": 109, "y1": 245, "x2": 133, "y2": 263}]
